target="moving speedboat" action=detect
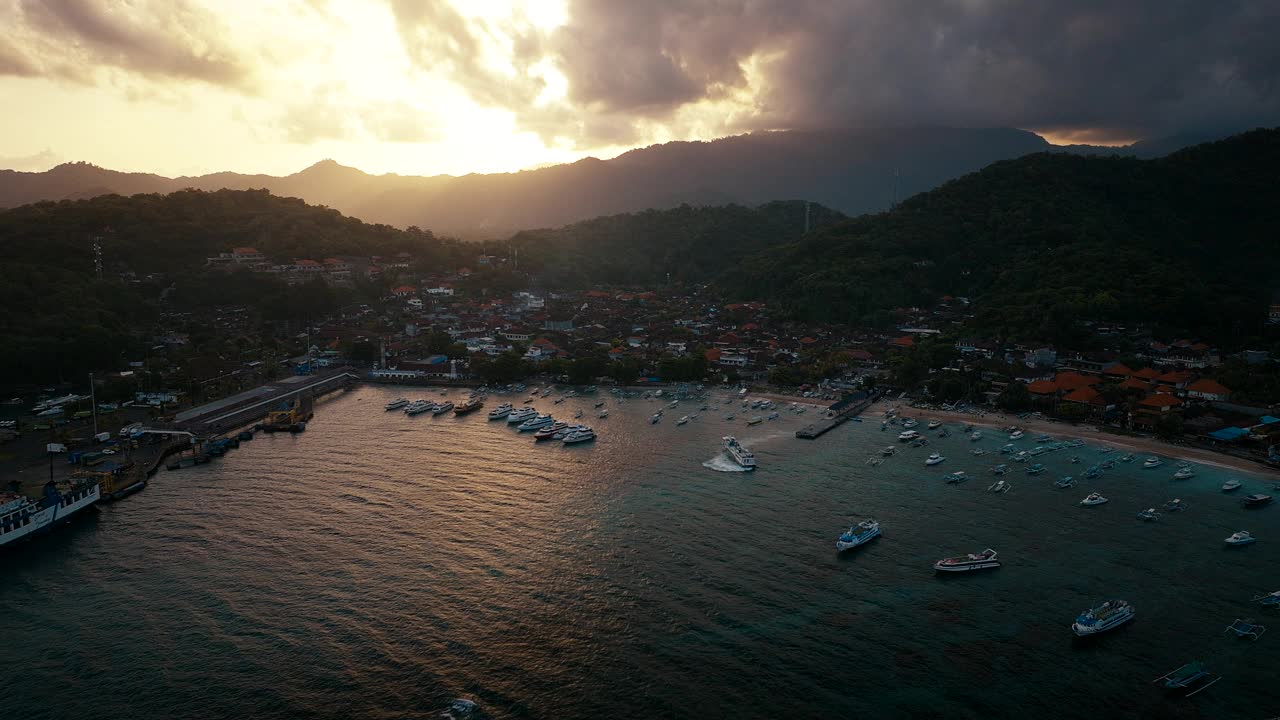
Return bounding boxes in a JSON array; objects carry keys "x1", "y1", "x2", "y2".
[
  {"x1": 1080, "y1": 492, "x2": 1108, "y2": 506},
  {"x1": 1222, "y1": 479, "x2": 1243, "y2": 492},
  {"x1": 1142, "y1": 457, "x2": 1163, "y2": 469},
  {"x1": 487, "y1": 403, "x2": 514, "y2": 420},
  {"x1": 1172, "y1": 466, "x2": 1194, "y2": 480},
  {"x1": 925, "y1": 453, "x2": 946, "y2": 466},
  {"x1": 723, "y1": 436, "x2": 756, "y2": 469},
  {"x1": 835, "y1": 520, "x2": 881, "y2": 551},
  {"x1": 933, "y1": 548, "x2": 1000, "y2": 573},
  {"x1": 385, "y1": 398, "x2": 409, "y2": 410},
  {"x1": 1225, "y1": 530, "x2": 1256, "y2": 546},
  {"x1": 1071, "y1": 599, "x2": 1134, "y2": 636}
]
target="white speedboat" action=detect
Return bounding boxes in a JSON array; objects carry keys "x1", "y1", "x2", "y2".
[
  {"x1": 970, "y1": 431, "x2": 982, "y2": 442},
  {"x1": 1071, "y1": 600, "x2": 1134, "y2": 636},
  {"x1": 987, "y1": 480, "x2": 1011, "y2": 493},
  {"x1": 933, "y1": 548, "x2": 1000, "y2": 573},
  {"x1": 1009, "y1": 430, "x2": 1024, "y2": 441},
  {"x1": 1142, "y1": 457, "x2": 1163, "y2": 469},
  {"x1": 900, "y1": 419, "x2": 918, "y2": 429},
  {"x1": 506, "y1": 407, "x2": 538, "y2": 424},
  {"x1": 1225, "y1": 530, "x2": 1256, "y2": 546},
  {"x1": 1080, "y1": 493, "x2": 1109, "y2": 506},
  {"x1": 487, "y1": 403, "x2": 513, "y2": 420},
  {"x1": 898, "y1": 430, "x2": 921, "y2": 442},
  {"x1": 562, "y1": 427, "x2": 596, "y2": 444},
  {"x1": 1172, "y1": 466, "x2": 1194, "y2": 480},
  {"x1": 925, "y1": 453, "x2": 946, "y2": 466},
  {"x1": 1222, "y1": 479, "x2": 1243, "y2": 492},
  {"x1": 517, "y1": 414, "x2": 554, "y2": 432},
  {"x1": 927, "y1": 420, "x2": 942, "y2": 430},
  {"x1": 676, "y1": 415, "x2": 689, "y2": 426},
  {"x1": 723, "y1": 436, "x2": 756, "y2": 469},
  {"x1": 385, "y1": 398, "x2": 409, "y2": 410},
  {"x1": 881, "y1": 446, "x2": 897, "y2": 457},
  {"x1": 835, "y1": 520, "x2": 881, "y2": 551}
]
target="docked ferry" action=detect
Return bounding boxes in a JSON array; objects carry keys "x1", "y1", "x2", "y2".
[
  {"x1": 0, "y1": 479, "x2": 101, "y2": 548},
  {"x1": 487, "y1": 403, "x2": 513, "y2": 420},
  {"x1": 933, "y1": 548, "x2": 1000, "y2": 573},
  {"x1": 836, "y1": 520, "x2": 881, "y2": 551},
  {"x1": 454, "y1": 398, "x2": 484, "y2": 415},
  {"x1": 722, "y1": 436, "x2": 756, "y2": 469},
  {"x1": 1071, "y1": 599, "x2": 1134, "y2": 636}
]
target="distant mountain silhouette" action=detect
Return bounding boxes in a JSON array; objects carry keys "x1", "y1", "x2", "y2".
[{"x1": 0, "y1": 127, "x2": 1225, "y2": 237}]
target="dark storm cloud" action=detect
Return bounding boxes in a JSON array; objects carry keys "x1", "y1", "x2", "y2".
[
  {"x1": 2, "y1": 0, "x2": 256, "y2": 88},
  {"x1": 395, "y1": 0, "x2": 1280, "y2": 145}
]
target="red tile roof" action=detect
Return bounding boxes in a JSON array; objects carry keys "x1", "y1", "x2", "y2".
[
  {"x1": 1103, "y1": 363, "x2": 1134, "y2": 377},
  {"x1": 889, "y1": 335, "x2": 915, "y2": 348},
  {"x1": 1132, "y1": 367, "x2": 1160, "y2": 380},
  {"x1": 1026, "y1": 379, "x2": 1058, "y2": 395},
  {"x1": 1156, "y1": 370, "x2": 1194, "y2": 384},
  {"x1": 1139, "y1": 394, "x2": 1183, "y2": 409},
  {"x1": 1054, "y1": 372, "x2": 1099, "y2": 390},
  {"x1": 1062, "y1": 387, "x2": 1104, "y2": 405},
  {"x1": 1186, "y1": 379, "x2": 1231, "y2": 395},
  {"x1": 1119, "y1": 377, "x2": 1150, "y2": 391}
]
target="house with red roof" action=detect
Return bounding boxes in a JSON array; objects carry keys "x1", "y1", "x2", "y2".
[
  {"x1": 1185, "y1": 379, "x2": 1231, "y2": 402},
  {"x1": 1155, "y1": 370, "x2": 1194, "y2": 387},
  {"x1": 391, "y1": 285, "x2": 416, "y2": 297},
  {"x1": 1138, "y1": 394, "x2": 1184, "y2": 413},
  {"x1": 889, "y1": 335, "x2": 915, "y2": 349},
  {"x1": 1026, "y1": 379, "x2": 1058, "y2": 396},
  {"x1": 1102, "y1": 362, "x2": 1133, "y2": 378},
  {"x1": 1118, "y1": 377, "x2": 1150, "y2": 392},
  {"x1": 1132, "y1": 367, "x2": 1160, "y2": 381},
  {"x1": 1062, "y1": 386, "x2": 1106, "y2": 408}
]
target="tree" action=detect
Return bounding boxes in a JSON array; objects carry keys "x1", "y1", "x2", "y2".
[
  {"x1": 996, "y1": 381, "x2": 1031, "y2": 411},
  {"x1": 1155, "y1": 413, "x2": 1185, "y2": 440}
]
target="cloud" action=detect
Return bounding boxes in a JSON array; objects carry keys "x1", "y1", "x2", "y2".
[
  {"x1": 392, "y1": 0, "x2": 1280, "y2": 146},
  {"x1": 276, "y1": 83, "x2": 442, "y2": 144},
  {"x1": 1, "y1": 0, "x2": 258, "y2": 88},
  {"x1": 0, "y1": 148, "x2": 62, "y2": 171}
]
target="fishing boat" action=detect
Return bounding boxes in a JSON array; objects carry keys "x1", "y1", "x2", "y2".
[
  {"x1": 1071, "y1": 599, "x2": 1134, "y2": 636},
  {"x1": 999, "y1": 444, "x2": 1015, "y2": 454},
  {"x1": 454, "y1": 398, "x2": 483, "y2": 415},
  {"x1": 1136, "y1": 508, "x2": 1160, "y2": 522},
  {"x1": 933, "y1": 548, "x2": 1000, "y2": 573},
  {"x1": 533, "y1": 422, "x2": 569, "y2": 441},
  {"x1": 1252, "y1": 590, "x2": 1280, "y2": 608},
  {"x1": 1163, "y1": 498, "x2": 1187, "y2": 512},
  {"x1": 835, "y1": 520, "x2": 881, "y2": 551},
  {"x1": 1025, "y1": 463, "x2": 1045, "y2": 475},
  {"x1": 650, "y1": 413, "x2": 663, "y2": 424},
  {"x1": 898, "y1": 430, "x2": 921, "y2": 442},
  {"x1": 987, "y1": 480, "x2": 1011, "y2": 494},
  {"x1": 992, "y1": 464, "x2": 1008, "y2": 475},
  {"x1": 1172, "y1": 466, "x2": 1194, "y2": 480},
  {"x1": 1225, "y1": 530, "x2": 1256, "y2": 546},
  {"x1": 1084, "y1": 465, "x2": 1101, "y2": 479},
  {"x1": 970, "y1": 431, "x2": 982, "y2": 442},
  {"x1": 723, "y1": 437, "x2": 756, "y2": 469},
  {"x1": 881, "y1": 446, "x2": 897, "y2": 457},
  {"x1": 927, "y1": 420, "x2": 942, "y2": 430},
  {"x1": 1080, "y1": 492, "x2": 1109, "y2": 506},
  {"x1": 385, "y1": 398, "x2": 409, "y2": 410},
  {"x1": 944, "y1": 471, "x2": 968, "y2": 484},
  {"x1": 1035, "y1": 434, "x2": 1053, "y2": 443},
  {"x1": 1243, "y1": 493, "x2": 1273, "y2": 507},
  {"x1": 1119, "y1": 453, "x2": 1135, "y2": 463},
  {"x1": 1153, "y1": 661, "x2": 1221, "y2": 697},
  {"x1": 487, "y1": 403, "x2": 514, "y2": 420},
  {"x1": 1224, "y1": 618, "x2": 1266, "y2": 640},
  {"x1": 1013, "y1": 451, "x2": 1029, "y2": 463},
  {"x1": 925, "y1": 453, "x2": 946, "y2": 466},
  {"x1": 598, "y1": 409, "x2": 609, "y2": 418},
  {"x1": 1142, "y1": 457, "x2": 1163, "y2": 469},
  {"x1": 1222, "y1": 479, "x2": 1243, "y2": 492},
  {"x1": 747, "y1": 416, "x2": 764, "y2": 426},
  {"x1": 901, "y1": 419, "x2": 918, "y2": 429},
  {"x1": 1054, "y1": 476, "x2": 1076, "y2": 488}
]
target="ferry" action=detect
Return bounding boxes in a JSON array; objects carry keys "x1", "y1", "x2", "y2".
[
  {"x1": 517, "y1": 414, "x2": 555, "y2": 432},
  {"x1": 723, "y1": 437, "x2": 756, "y2": 469},
  {"x1": 925, "y1": 453, "x2": 946, "y2": 466},
  {"x1": 552, "y1": 424, "x2": 589, "y2": 440},
  {"x1": 562, "y1": 427, "x2": 596, "y2": 444},
  {"x1": 1071, "y1": 599, "x2": 1134, "y2": 636},
  {"x1": 898, "y1": 430, "x2": 921, "y2": 442},
  {"x1": 506, "y1": 407, "x2": 538, "y2": 424},
  {"x1": 385, "y1": 398, "x2": 409, "y2": 411},
  {"x1": 835, "y1": 520, "x2": 881, "y2": 551},
  {"x1": 431, "y1": 401, "x2": 454, "y2": 415},
  {"x1": 487, "y1": 403, "x2": 514, "y2": 420},
  {"x1": 404, "y1": 400, "x2": 433, "y2": 416},
  {"x1": 454, "y1": 398, "x2": 483, "y2": 415},
  {"x1": 933, "y1": 548, "x2": 1000, "y2": 573},
  {"x1": 0, "y1": 478, "x2": 101, "y2": 548},
  {"x1": 1224, "y1": 530, "x2": 1256, "y2": 546},
  {"x1": 534, "y1": 422, "x2": 569, "y2": 440}
]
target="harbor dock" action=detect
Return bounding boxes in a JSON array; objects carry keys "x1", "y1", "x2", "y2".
[{"x1": 795, "y1": 391, "x2": 876, "y2": 439}]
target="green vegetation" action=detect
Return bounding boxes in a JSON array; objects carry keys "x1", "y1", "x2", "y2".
[{"x1": 726, "y1": 129, "x2": 1280, "y2": 345}]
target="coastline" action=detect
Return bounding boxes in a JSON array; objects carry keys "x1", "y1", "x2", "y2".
[{"x1": 871, "y1": 399, "x2": 1280, "y2": 479}]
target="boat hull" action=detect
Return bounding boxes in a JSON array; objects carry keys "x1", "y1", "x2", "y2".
[
  {"x1": 934, "y1": 561, "x2": 1001, "y2": 572},
  {"x1": 1072, "y1": 613, "x2": 1134, "y2": 636}
]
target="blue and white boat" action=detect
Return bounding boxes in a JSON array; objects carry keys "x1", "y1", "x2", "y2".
[
  {"x1": 1252, "y1": 590, "x2": 1280, "y2": 608},
  {"x1": 836, "y1": 520, "x2": 881, "y2": 551},
  {"x1": 1071, "y1": 599, "x2": 1134, "y2": 636},
  {"x1": 1025, "y1": 463, "x2": 1045, "y2": 475},
  {"x1": 517, "y1": 414, "x2": 555, "y2": 432},
  {"x1": 0, "y1": 479, "x2": 101, "y2": 548},
  {"x1": 1084, "y1": 465, "x2": 1101, "y2": 479}
]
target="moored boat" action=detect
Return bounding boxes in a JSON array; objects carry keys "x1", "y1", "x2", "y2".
[
  {"x1": 1172, "y1": 466, "x2": 1194, "y2": 480},
  {"x1": 1025, "y1": 463, "x2": 1045, "y2": 475},
  {"x1": 1136, "y1": 507, "x2": 1160, "y2": 521},
  {"x1": 453, "y1": 398, "x2": 483, "y2": 415},
  {"x1": 1071, "y1": 599, "x2": 1134, "y2": 636},
  {"x1": 1221, "y1": 479, "x2": 1242, "y2": 492},
  {"x1": 987, "y1": 480, "x2": 1011, "y2": 493},
  {"x1": 533, "y1": 422, "x2": 569, "y2": 440},
  {"x1": 1252, "y1": 590, "x2": 1280, "y2": 607},
  {"x1": 1243, "y1": 493, "x2": 1273, "y2": 507},
  {"x1": 927, "y1": 420, "x2": 942, "y2": 430},
  {"x1": 925, "y1": 452, "x2": 945, "y2": 466},
  {"x1": 1009, "y1": 429, "x2": 1024, "y2": 441},
  {"x1": 944, "y1": 471, "x2": 968, "y2": 484},
  {"x1": 1153, "y1": 661, "x2": 1221, "y2": 697},
  {"x1": 1225, "y1": 530, "x2": 1256, "y2": 546},
  {"x1": 562, "y1": 427, "x2": 597, "y2": 444},
  {"x1": 1080, "y1": 492, "x2": 1108, "y2": 506},
  {"x1": 1162, "y1": 498, "x2": 1187, "y2": 512},
  {"x1": 506, "y1": 407, "x2": 538, "y2": 424},
  {"x1": 0, "y1": 478, "x2": 101, "y2": 548},
  {"x1": 835, "y1": 520, "x2": 881, "y2": 551},
  {"x1": 385, "y1": 398, "x2": 409, "y2": 410},
  {"x1": 517, "y1": 414, "x2": 554, "y2": 431},
  {"x1": 1054, "y1": 476, "x2": 1075, "y2": 488},
  {"x1": 933, "y1": 548, "x2": 1000, "y2": 573},
  {"x1": 487, "y1": 403, "x2": 514, "y2": 420},
  {"x1": 1142, "y1": 457, "x2": 1163, "y2": 469},
  {"x1": 898, "y1": 430, "x2": 921, "y2": 442},
  {"x1": 992, "y1": 464, "x2": 1008, "y2": 475}
]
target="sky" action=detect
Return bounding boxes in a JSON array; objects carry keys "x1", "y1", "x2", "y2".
[{"x1": 1, "y1": 0, "x2": 1277, "y2": 177}]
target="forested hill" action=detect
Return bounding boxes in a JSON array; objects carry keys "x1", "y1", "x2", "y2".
[
  {"x1": 725, "y1": 128, "x2": 1280, "y2": 345},
  {"x1": 507, "y1": 201, "x2": 845, "y2": 287}
]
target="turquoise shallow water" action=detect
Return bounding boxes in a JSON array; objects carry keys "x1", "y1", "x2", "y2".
[{"x1": 3, "y1": 387, "x2": 1279, "y2": 719}]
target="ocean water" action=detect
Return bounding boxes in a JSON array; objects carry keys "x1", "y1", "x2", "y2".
[{"x1": 3, "y1": 388, "x2": 1279, "y2": 720}]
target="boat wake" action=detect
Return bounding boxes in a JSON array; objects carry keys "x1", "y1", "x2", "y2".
[{"x1": 703, "y1": 454, "x2": 752, "y2": 472}]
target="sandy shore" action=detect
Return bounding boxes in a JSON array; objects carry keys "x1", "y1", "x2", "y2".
[{"x1": 872, "y1": 399, "x2": 1280, "y2": 479}]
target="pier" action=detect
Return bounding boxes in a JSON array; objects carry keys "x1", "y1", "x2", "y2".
[
  {"x1": 795, "y1": 391, "x2": 876, "y2": 439},
  {"x1": 172, "y1": 368, "x2": 360, "y2": 434}
]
